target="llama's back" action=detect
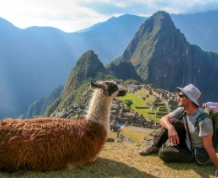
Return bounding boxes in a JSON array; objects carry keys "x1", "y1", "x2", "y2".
[{"x1": 0, "y1": 118, "x2": 107, "y2": 172}]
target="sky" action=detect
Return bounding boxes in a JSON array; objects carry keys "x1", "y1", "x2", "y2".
[{"x1": 0, "y1": 0, "x2": 218, "y2": 33}]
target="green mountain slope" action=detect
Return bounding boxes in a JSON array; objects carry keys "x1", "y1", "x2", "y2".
[
  {"x1": 50, "y1": 50, "x2": 116, "y2": 112},
  {"x1": 106, "y1": 57, "x2": 142, "y2": 81}
]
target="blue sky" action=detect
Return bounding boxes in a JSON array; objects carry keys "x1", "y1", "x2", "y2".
[{"x1": 0, "y1": 0, "x2": 218, "y2": 32}]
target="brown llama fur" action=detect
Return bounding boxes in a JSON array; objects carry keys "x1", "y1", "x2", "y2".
[{"x1": 0, "y1": 82, "x2": 126, "y2": 172}]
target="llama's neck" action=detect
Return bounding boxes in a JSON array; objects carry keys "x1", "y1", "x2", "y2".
[{"x1": 86, "y1": 90, "x2": 112, "y2": 133}]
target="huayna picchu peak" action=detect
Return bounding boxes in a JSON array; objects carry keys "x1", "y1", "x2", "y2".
[{"x1": 108, "y1": 11, "x2": 218, "y2": 102}]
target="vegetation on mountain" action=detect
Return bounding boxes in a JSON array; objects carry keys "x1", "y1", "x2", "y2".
[
  {"x1": 44, "y1": 97, "x2": 62, "y2": 117},
  {"x1": 107, "y1": 59, "x2": 142, "y2": 81},
  {"x1": 48, "y1": 50, "x2": 116, "y2": 112},
  {"x1": 124, "y1": 79, "x2": 142, "y2": 85}
]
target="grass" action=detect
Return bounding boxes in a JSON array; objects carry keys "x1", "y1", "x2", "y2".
[
  {"x1": 117, "y1": 92, "x2": 157, "y2": 119},
  {"x1": 108, "y1": 131, "x2": 118, "y2": 139},
  {"x1": 120, "y1": 126, "x2": 154, "y2": 142},
  {"x1": 137, "y1": 90, "x2": 156, "y2": 104},
  {"x1": 1, "y1": 142, "x2": 217, "y2": 178},
  {"x1": 117, "y1": 88, "x2": 179, "y2": 122}
]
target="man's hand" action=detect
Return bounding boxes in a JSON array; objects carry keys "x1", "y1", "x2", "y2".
[
  {"x1": 168, "y1": 126, "x2": 180, "y2": 145},
  {"x1": 160, "y1": 113, "x2": 180, "y2": 145}
]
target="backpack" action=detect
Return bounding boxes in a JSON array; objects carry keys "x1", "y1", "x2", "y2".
[
  {"x1": 194, "y1": 111, "x2": 218, "y2": 151},
  {"x1": 183, "y1": 110, "x2": 218, "y2": 165}
]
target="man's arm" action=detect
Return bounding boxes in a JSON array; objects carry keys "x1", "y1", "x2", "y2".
[
  {"x1": 202, "y1": 135, "x2": 218, "y2": 176},
  {"x1": 160, "y1": 113, "x2": 175, "y2": 128},
  {"x1": 160, "y1": 113, "x2": 180, "y2": 145}
]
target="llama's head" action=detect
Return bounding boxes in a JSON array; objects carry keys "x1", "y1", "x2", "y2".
[{"x1": 90, "y1": 82, "x2": 127, "y2": 97}]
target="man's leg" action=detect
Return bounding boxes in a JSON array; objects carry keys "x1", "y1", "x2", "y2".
[
  {"x1": 158, "y1": 144, "x2": 195, "y2": 163},
  {"x1": 139, "y1": 118, "x2": 185, "y2": 155}
]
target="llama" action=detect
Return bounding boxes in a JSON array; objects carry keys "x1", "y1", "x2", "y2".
[{"x1": 0, "y1": 81, "x2": 127, "y2": 172}]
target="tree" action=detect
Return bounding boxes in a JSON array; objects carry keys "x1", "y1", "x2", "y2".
[{"x1": 125, "y1": 99, "x2": 133, "y2": 108}]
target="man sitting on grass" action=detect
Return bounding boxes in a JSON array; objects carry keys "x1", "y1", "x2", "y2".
[{"x1": 139, "y1": 84, "x2": 218, "y2": 176}]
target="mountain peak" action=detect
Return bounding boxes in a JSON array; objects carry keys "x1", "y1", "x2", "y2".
[
  {"x1": 153, "y1": 11, "x2": 171, "y2": 18},
  {"x1": 151, "y1": 11, "x2": 176, "y2": 30},
  {"x1": 75, "y1": 50, "x2": 106, "y2": 78},
  {"x1": 63, "y1": 50, "x2": 106, "y2": 90},
  {"x1": 121, "y1": 11, "x2": 178, "y2": 62},
  {"x1": 60, "y1": 50, "x2": 108, "y2": 105},
  {"x1": 120, "y1": 11, "x2": 188, "y2": 80}
]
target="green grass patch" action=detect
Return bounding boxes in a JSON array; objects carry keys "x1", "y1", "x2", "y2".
[
  {"x1": 108, "y1": 131, "x2": 117, "y2": 139},
  {"x1": 136, "y1": 90, "x2": 156, "y2": 103},
  {"x1": 158, "y1": 108, "x2": 167, "y2": 112},
  {"x1": 110, "y1": 109, "x2": 117, "y2": 113},
  {"x1": 135, "y1": 106, "x2": 149, "y2": 109},
  {"x1": 148, "y1": 112, "x2": 155, "y2": 114},
  {"x1": 155, "y1": 112, "x2": 168, "y2": 116},
  {"x1": 118, "y1": 91, "x2": 161, "y2": 122},
  {"x1": 120, "y1": 126, "x2": 148, "y2": 142},
  {"x1": 117, "y1": 93, "x2": 147, "y2": 116}
]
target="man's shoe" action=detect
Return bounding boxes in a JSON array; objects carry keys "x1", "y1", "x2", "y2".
[{"x1": 139, "y1": 144, "x2": 158, "y2": 156}]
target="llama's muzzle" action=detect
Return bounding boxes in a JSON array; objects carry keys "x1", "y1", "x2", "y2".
[{"x1": 117, "y1": 89, "x2": 127, "y2": 96}]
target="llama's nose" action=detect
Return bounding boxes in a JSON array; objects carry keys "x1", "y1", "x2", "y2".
[{"x1": 117, "y1": 89, "x2": 127, "y2": 96}]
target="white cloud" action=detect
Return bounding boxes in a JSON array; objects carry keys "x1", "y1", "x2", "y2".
[
  {"x1": 0, "y1": 0, "x2": 217, "y2": 32},
  {"x1": 0, "y1": 0, "x2": 108, "y2": 32}
]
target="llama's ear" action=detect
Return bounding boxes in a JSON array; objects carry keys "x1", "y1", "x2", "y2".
[{"x1": 90, "y1": 82, "x2": 105, "y2": 89}]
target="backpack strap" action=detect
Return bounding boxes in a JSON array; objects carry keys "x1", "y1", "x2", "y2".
[
  {"x1": 194, "y1": 112, "x2": 209, "y2": 131},
  {"x1": 178, "y1": 108, "x2": 186, "y2": 120},
  {"x1": 184, "y1": 111, "x2": 194, "y2": 152}
]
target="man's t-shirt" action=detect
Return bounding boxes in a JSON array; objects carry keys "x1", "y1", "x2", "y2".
[{"x1": 171, "y1": 107, "x2": 213, "y2": 150}]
